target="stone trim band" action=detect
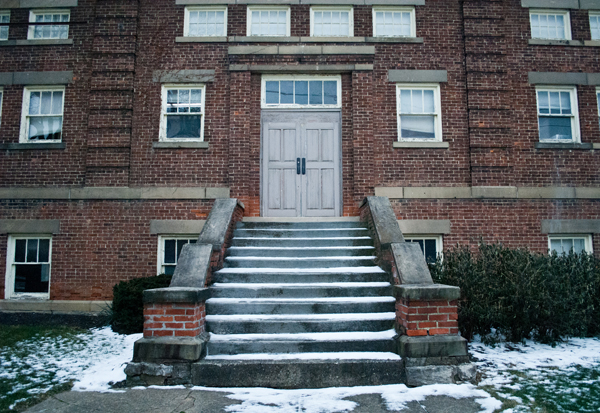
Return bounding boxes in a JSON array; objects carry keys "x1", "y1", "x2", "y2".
[
  {"x1": 375, "y1": 186, "x2": 600, "y2": 199},
  {"x1": 0, "y1": 187, "x2": 230, "y2": 200}
]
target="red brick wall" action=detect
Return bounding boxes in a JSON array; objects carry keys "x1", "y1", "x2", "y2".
[
  {"x1": 397, "y1": 298, "x2": 459, "y2": 336},
  {"x1": 144, "y1": 302, "x2": 206, "y2": 338}
]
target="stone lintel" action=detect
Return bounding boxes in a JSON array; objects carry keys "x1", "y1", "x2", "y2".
[
  {"x1": 169, "y1": 244, "x2": 213, "y2": 288},
  {"x1": 528, "y1": 71, "x2": 588, "y2": 85},
  {"x1": 534, "y1": 142, "x2": 593, "y2": 150},
  {"x1": 152, "y1": 70, "x2": 215, "y2": 83},
  {"x1": 541, "y1": 219, "x2": 600, "y2": 234},
  {"x1": 133, "y1": 336, "x2": 207, "y2": 362},
  {"x1": 0, "y1": 0, "x2": 77, "y2": 8},
  {"x1": 397, "y1": 335, "x2": 468, "y2": 359},
  {"x1": 0, "y1": 71, "x2": 73, "y2": 85},
  {"x1": 521, "y1": 0, "x2": 579, "y2": 8},
  {"x1": 143, "y1": 287, "x2": 210, "y2": 304},
  {"x1": 0, "y1": 219, "x2": 60, "y2": 234},
  {"x1": 391, "y1": 243, "x2": 433, "y2": 284},
  {"x1": 362, "y1": 196, "x2": 405, "y2": 245},
  {"x1": 397, "y1": 219, "x2": 451, "y2": 235},
  {"x1": 150, "y1": 220, "x2": 205, "y2": 235},
  {"x1": 388, "y1": 69, "x2": 448, "y2": 83},
  {"x1": 394, "y1": 284, "x2": 461, "y2": 301},
  {"x1": 176, "y1": 0, "x2": 424, "y2": 4}
]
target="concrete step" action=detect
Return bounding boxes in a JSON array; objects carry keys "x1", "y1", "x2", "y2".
[
  {"x1": 226, "y1": 246, "x2": 376, "y2": 257},
  {"x1": 206, "y1": 313, "x2": 395, "y2": 334},
  {"x1": 223, "y1": 256, "x2": 377, "y2": 268},
  {"x1": 206, "y1": 297, "x2": 396, "y2": 315},
  {"x1": 192, "y1": 358, "x2": 405, "y2": 388},
  {"x1": 230, "y1": 237, "x2": 374, "y2": 248},
  {"x1": 207, "y1": 330, "x2": 397, "y2": 355},
  {"x1": 212, "y1": 269, "x2": 390, "y2": 284},
  {"x1": 233, "y1": 228, "x2": 370, "y2": 238},
  {"x1": 238, "y1": 221, "x2": 366, "y2": 230},
  {"x1": 209, "y1": 282, "x2": 392, "y2": 298}
]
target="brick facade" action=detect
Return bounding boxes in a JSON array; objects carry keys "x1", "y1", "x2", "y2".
[{"x1": 0, "y1": 0, "x2": 599, "y2": 301}]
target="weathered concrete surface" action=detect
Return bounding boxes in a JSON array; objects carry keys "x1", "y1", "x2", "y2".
[
  {"x1": 25, "y1": 388, "x2": 488, "y2": 413},
  {"x1": 394, "y1": 284, "x2": 461, "y2": 301},
  {"x1": 143, "y1": 287, "x2": 210, "y2": 304},
  {"x1": 362, "y1": 196, "x2": 405, "y2": 246},
  {"x1": 391, "y1": 243, "x2": 434, "y2": 285},
  {"x1": 397, "y1": 335, "x2": 468, "y2": 359},
  {"x1": 133, "y1": 336, "x2": 207, "y2": 362},
  {"x1": 169, "y1": 244, "x2": 213, "y2": 288},
  {"x1": 197, "y1": 198, "x2": 243, "y2": 251}
]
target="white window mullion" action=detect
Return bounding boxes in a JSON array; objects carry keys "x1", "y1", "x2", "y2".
[
  {"x1": 261, "y1": 75, "x2": 341, "y2": 109},
  {"x1": 530, "y1": 9, "x2": 571, "y2": 40},
  {"x1": 28, "y1": 9, "x2": 70, "y2": 40},
  {"x1": 160, "y1": 84, "x2": 205, "y2": 141},
  {"x1": 311, "y1": 7, "x2": 353, "y2": 37},
  {"x1": 590, "y1": 13, "x2": 600, "y2": 40},
  {"x1": 247, "y1": 6, "x2": 290, "y2": 37},
  {"x1": 19, "y1": 86, "x2": 65, "y2": 143},
  {"x1": 396, "y1": 84, "x2": 442, "y2": 142},
  {"x1": 535, "y1": 86, "x2": 579, "y2": 143},
  {"x1": 0, "y1": 11, "x2": 10, "y2": 41},
  {"x1": 5, "y1": 236, "x2": 52, "y2": 299}
]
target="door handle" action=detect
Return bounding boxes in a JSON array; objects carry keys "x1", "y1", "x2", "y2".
[
  {"x1": 296, "y1": 158, "x2": 301, "y2": 175},
  {"x1": 302, "y1": 158, "x2": 306, "y2": 175}
]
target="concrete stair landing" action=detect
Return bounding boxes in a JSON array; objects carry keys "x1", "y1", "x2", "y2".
[{"x1": 192, "y1": 220, "x2": 404, "y2": 388}]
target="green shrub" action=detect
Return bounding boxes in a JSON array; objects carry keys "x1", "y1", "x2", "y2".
[
  {"x1": 109, "y1": 274, "x2": 172, "y2": 334},
  {"x1": 430, "y1": 243, "x2": 600, "y2": 344}
]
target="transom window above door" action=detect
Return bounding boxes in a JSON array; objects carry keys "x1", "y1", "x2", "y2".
[{"x1": 262, "y1": 76, "x2": 341, "y2": 108}]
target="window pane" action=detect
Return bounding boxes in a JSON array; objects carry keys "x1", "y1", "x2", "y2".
[
  {"x1": 28, "y1": 116, "x2": 63, "y2": 140},
  {"x1": 167, "y1": 89, "x2": 178, "y2": 105},
  {"x1": 40, "y1": 91, "x2": 52, "y2": 115},
  {"x1": 0, "y1": 26, "x2": 8, "y2": 41},
  {"x1": 176, "y1": 239, "x2": 188, "y2": 260},
  {"x1": 295, "y1": 81, "x2": 308, "y2": 105},
  {"x1": 38, "y1": 239, "x2": 50, "y2": 262},
  {"x1": 412, "y1": 90, "x2": 423, "y2": 113},
  {"x1": 424, "y1": 239, "x2": 437, "y2": 264},
  {"x1": 424, "y1": 90, "x2": 434, "y2": 113},
  {"x1": 309, "y1": 81, "x2": 322, "y2": 105},
  {"x1": 400, "y1": 115, "x2": 435, "y2": 139},
  {"x1": 164, "y1": 265, "x2": 176, "y2": 275},
  {"x1": 52, "y1": 91, "x2": 63, "y2": 115},
  {"x1": 29, "y1": 92, "x2": 40, "y2": 115},
  {"x1": 538, "y1": 116, "x2": 571, "y2": 141},
  {"x1": 190, "y1": 89, "x2": 202, "y2": 104},
  {"x1": 280, "y1": 81, "x2": 294, "y2": 104},
  {"x1": 537, "y1": 91, "x2": 549, "y2": 114},
  {"x1": 266, "y1": 81, "x2": 279, "y2": 104},
  {"x1": 400, "y1": 90, "x2": 411, "y2": 113},
  {"x1": 26, "y1": 239, "x2": 38, "y2": 263},
  {"x1": 166, "y1": 115, "x2": 202, "y2": 139},
  {"x1": 573, "y1": 239, "x2": 585, "y2": 253},
  {"x1": 324, "y1": 81, "x2": 337, "y2": 105},
  {"x1": 560, "y1": 92, "x2": 570, "y2": 115},
  {"x1": 15, "y1": 239, "x2": 26, "y2": 262},
  {"x1": 549, "y1": 92, "x2": 560, "y2": 114},
  {"x1": 550, "y1": 239, "x2": 562, "y2": 253},
  {"x1": 15, "y1": 264, "x2": 48, "y2": 293},
  {"x1": 164, "y1": 239, "x2": 176, "y2": 263}
]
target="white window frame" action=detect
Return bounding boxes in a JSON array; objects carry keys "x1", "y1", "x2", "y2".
[
  {"x1": 597, "y1": 87, "x2": 600, "y2": 128},
  {"x1": 396, "y1": 83, "x2": 443, "y2": 142},
  {"x1": 548, "y1": 235, "x2": 593, "y2": 254},
  {"x1": 372, "y1": 7, "x2": 416, "y2": 38},
  {"x1": 529, "y1": 9, "x2": 571, "y2": 40},
  {"x1": 247, "y1": 6, "x2": 290, "y2": 37},
  {"x1": 5, "y1": 235, "x2": 52, "y2": 299},
  {"x1": 589, "y1": 12, "x2": 600, "y2": 40},
  {"x1": 19, "y1": 85, "x2": 65, "y2": 143},
  {"x1": 261, "y1": 74, "x2": 342, "y2": 109},
  {"x1": 0, "y1": 10, "x2": 9, "y2": 41},
  {"x1": 184, "y1": 6, "x2": 228, "y2": 37},
  {"x1": 535, "y1": 86, "x2": 580, "y2": 143},
  {"x1": 310, "y1": 6, "x2": 354, "y2": 37},
  {"x1": 159, "y1": 84, "x2": 206, "y2": 142},
  {"x1": 0, "y1": 87, "x2": 3, "y2": 128},
  {"x1": 157, "y1": 236, "x2": 198, "y2": 275},
  {"x1": 404, "y1": 235, "x2": 443, "y2": 263},
  {"x1": 27, "y1": 9, "x2": 70, "y2": 40}
]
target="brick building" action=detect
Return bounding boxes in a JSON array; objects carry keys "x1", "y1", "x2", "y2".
[{"x1": 0, "y1": 0, "x2": 599, "y2": 306}]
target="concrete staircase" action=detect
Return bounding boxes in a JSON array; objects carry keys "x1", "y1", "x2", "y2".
[{"x1": 192, "y1": 220, "x2": 405, "y2": 388}]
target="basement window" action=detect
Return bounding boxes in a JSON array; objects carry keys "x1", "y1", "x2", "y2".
[
  {"x1": 548, "y1": 235, "x2": 592, "y2": 254},
  {"x1": 6, "y1": 236, "x2": 52, "y2": 299},
  {"x1": 28, "y1": 10, "x2": 70, "y2": 40},
  {"x1": 404, "y1": 235, "x2": 442, "y2": 264},
  {"x1": 529, "y1": 9, "x2": 571, "y2": 40},
  {"x1": 158, "y1": 236, "x2": 197, "y2": 275},
  {"x1": 160, "y1": 84, "x2": 205, "y2": 141}
]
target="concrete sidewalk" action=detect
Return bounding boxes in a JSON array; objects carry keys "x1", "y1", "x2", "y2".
[{"x1": 26, "y1": 388, "x2": 486, "y2": 413}]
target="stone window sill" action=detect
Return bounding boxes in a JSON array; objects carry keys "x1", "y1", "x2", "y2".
[
  {"x1": 0, "y1": 39, "x2": 73, "y2": 46},
  {"x1": 0, "y1": 143, "x2": 65, "y2": 150},
  {"x1": 584, "y1": 40, "x2": 600, "y2": 46},
  {"x1": 534, "y1": 142, "x2": 592, "y2": 150},
  {"x1": 393, "y1": 141, "x2": 449, "y2": 149},
  {"x1": 528, "y1": 39, "x2": 584, "y2": 46},
  {"x1": 176, "y1": 36, "x2": 423, "y2": 44},
  {"x1": 153, "y1": 141, "x2": 209, "y2": 149}
]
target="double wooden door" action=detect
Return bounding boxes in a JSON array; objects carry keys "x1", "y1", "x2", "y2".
[{"x1": 261, "y1": 111, "x2": 341, "y2": 217}]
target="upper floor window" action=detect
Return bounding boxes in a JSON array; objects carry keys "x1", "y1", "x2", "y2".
[
  {"x1": 529, "y1": 10, "x2": 571, "y2": 40},
  {"x1": 20, "y1": 86, "x2": 65, "y2": 142},
  {"x1": 262, "y1": 76, "x2": 341, "y2": 108},
  {"x1": 0, "y1": 11, "x2": 9, "y2": 41},
  {"x1": 372, "y1": 7, "x2": 415, "y2": 37},
  {"x1": 184, "y1": 7, "x2": 227, "y2": 37},
  {"x1": 396, "y1": 84, "x2": 442, "y2": 141},
  {"x1": 247, "y1": 7, "x2": 290, "y2": 37},
  {"x1": 590, "y1": 12, "x2": 600, "y2": 40},
  {"x1": 28, "y1": 10, "x2": 69, "y2": 40},
  {"x1": 158, "y1": 237, "x2": 197, "y2": 275},
  {"x1": 311, "y1": 7, "x2": 353, "y2": 37},
  {"x1": 6, "y1": 236, "x2": 52, "y2": 299},
  {"x1": 549, "y1": 235, "x2": 592, "y2": 254},
  {"x1": 160, "y1": 85, "x2": 205, "y2": 141},
  {"x1": 536, "y1": 87, "x2": 579, "y2": 142}
]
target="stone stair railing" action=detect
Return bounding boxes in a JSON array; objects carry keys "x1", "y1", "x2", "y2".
[
  {"x1": 126, "y1": 198, "x2": 244, "y2": 386},
  {"x1": 359, "y1": 196, "x2": 476, "y2": 386}
]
